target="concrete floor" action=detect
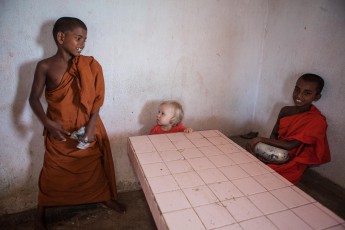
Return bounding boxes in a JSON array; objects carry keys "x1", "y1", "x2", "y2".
[
  {"x1": 0, "y1": 190, "x2": 156, "y2": 230},
  {"x1": 1, "y1": 136, "x2": 344, "y2": 230}
]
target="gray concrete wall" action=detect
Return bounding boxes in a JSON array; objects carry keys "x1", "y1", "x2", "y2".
[
  {"x1": 253, "y1": 0, "x2": 345, "y2": 187},
  {"x1": 1, "y1": 0, "x2": 344, "y2": 215},
  {"x1": 0, "y1": 0, "x2": 266, "y2": 214}
]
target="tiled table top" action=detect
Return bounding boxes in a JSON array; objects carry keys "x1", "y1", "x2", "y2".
[{"x1": 127, "y1": 130, "x2": 345, "y2": 230}]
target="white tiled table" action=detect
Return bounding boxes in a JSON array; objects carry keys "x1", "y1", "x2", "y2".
[{"x1": 128, "y1": 130, "x2": 345, "y2": 230}]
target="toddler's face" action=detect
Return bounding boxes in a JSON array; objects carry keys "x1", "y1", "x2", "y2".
[{"x1": 156, "y1": 104, "x2": 175, "y2": 126}]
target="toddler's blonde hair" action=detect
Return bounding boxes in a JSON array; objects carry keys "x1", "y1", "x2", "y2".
[{"x1": 160, "y1": 101, "x2": 184, "y2": 126}]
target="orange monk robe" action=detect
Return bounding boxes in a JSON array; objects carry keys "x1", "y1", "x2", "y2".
[
  {"x1": 268, "y1": 105, "x2": 331, "y2": 184},
  {"x1": 39, "y1": 55, "x2": 117, "y2": 206}
]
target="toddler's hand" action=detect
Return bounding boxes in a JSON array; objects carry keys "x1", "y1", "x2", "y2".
[{"x1": 184, "y1": 128, "x2": 193, "y2": 133}]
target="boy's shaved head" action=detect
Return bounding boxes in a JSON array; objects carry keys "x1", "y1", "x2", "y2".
[
  {"x1": 299, "y1": 73, "x2": 324, "y2": 94},
  {"x1": 53, "y1": 17, "x2": 87, "y2": 44}
]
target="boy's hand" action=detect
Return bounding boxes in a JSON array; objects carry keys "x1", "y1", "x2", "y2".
[
  {"x1": 83, "y1": 127, "x2": 96, "y2": 142},
  {"x1": 246, "y1": 137, "x2": 261, "y2": 153},
  {"x1": 82, "y1": 134, "x2": 96, "y2": 143},
  {"x1": 45, "y1": 119, "x2": 70, "y2": 141},
  {"x1": 184, "y1": 128, "x2": 193, "y2": 133}
]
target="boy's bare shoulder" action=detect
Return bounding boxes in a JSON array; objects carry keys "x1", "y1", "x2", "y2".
[
  {"x1": 280, "y1": 105, "x2": 295, "y2": 112},
  {"x1": 278, "y1": 106, "x2": 295, "y2": 118},
  {"x1": 36, "y1": 56, "x2": 56, "y2": 71}
]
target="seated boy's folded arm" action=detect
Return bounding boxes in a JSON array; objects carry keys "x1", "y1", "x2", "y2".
[
  {"x1": 261, "y1": 138, "x2": 301, "y2": 150},
  {"x1": 246, "y1": 137, "x2": 262, "y2": 153},
  {"x1": 270, "y1": 106, "x2": 289, "y2": 140},
  {"x1": 270, "y1": 122, "x2": 279, "y2": 139}
]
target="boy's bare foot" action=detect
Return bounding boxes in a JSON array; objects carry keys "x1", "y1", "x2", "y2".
[{"x1": 103, "y1": 199, "x2": 126, "y2": 214}]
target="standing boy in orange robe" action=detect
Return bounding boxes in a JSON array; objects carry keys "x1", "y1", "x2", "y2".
[
  {"x1": 246, "y1": 73, "x2": 331, "y2": 184},
  {"x1": 29, "y1": 17, "x2": 125, "y2": 229}
]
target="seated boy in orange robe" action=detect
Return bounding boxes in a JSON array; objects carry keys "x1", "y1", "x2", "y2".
[
  {"x1": 29, "y1": 17, "x2": 125, "y2": 229},
  {"x1": 246, "y1": 73, "x2": 331, "y2": 184}
]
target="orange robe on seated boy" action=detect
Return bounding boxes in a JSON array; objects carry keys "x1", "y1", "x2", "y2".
[
  {"x1": 39, "y1": 55, "x2": 117, "y2": 206},
  {"x1": 268, "y1": 105, "x2": 331, "y2": 184}
]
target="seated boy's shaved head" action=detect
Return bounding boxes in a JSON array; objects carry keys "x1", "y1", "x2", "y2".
[
  {"x1": 299, "y1": 73, "x2": 325, "y2": 94},
  {"x1": 52, "y1": 17, "x2": 87, "y2": 44}
]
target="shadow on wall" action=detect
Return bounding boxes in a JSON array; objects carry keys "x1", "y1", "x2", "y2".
[
  {"x1": 136, "y1": 100, "x2": 252, "y2": 137},
  {"x1": 254, "y1": 73, "x2": 298, "y2": 137},
  {"x1": 104, "y1": 100, "x2": 160, "y2": 192},
  {"x1": 185, "y1": 114, "x2": 252, "y2": 138},
  {"x1": 5, "y1": 20, "x2": 56, "y2": 213},
  {"x1": 138, "y1": 100, "x2": 161, "y2": 135},
  {"x1": 106, "y1": 133, "x2": 141, "y2": 192}
]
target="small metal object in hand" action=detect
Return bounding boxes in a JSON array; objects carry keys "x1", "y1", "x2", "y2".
[
  {"x1": 77, "y1": 137, "x2": 91, "y2": 150},
  {"x1": 70, "y1": 126, "x2": 86, "y2": 141},
  {"x1": 70, "y1": 126, "x2": 90, "y2": 149}
]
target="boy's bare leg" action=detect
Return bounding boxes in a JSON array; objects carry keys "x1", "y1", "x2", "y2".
[
  {"x1": 103, "y1": 199, "x2": 126, "y2": 214},
  {"x1": 35, "y1": 205, "x2": 47, "y2": 230}
]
